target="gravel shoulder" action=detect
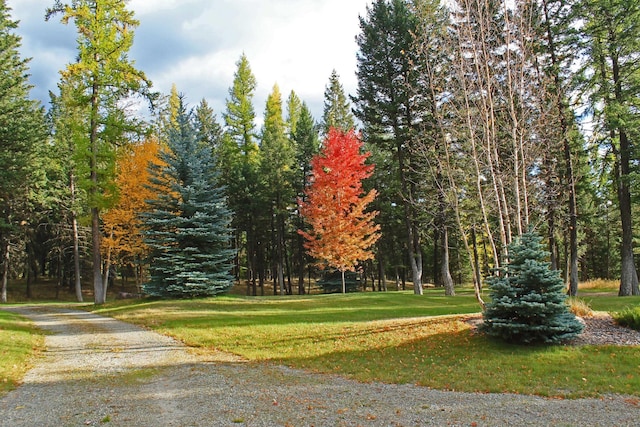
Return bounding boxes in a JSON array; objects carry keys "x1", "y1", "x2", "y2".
[{"x1": 1, "y1": 306, "x2": 639, "y2": 427}]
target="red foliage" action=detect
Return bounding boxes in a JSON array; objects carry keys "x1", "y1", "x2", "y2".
[{"x1": 298, "y1": 128, "x2": 380, "y2": 274}]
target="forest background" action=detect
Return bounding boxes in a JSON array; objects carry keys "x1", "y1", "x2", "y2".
[{"x1": 0, "y1": 0, "x2": 639, "y2": 304}]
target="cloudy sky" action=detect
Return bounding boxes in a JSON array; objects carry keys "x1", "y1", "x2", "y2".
[{"x1": 6, "y1": 0, "x2": 371, "y2": 125}]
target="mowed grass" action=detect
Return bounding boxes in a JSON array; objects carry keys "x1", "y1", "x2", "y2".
[
  {"x1": 0, "y1": 310, "x2": 44, "y2": 396},
  {"x1": 92, "y1": 289, "x2": 640, "y2": 398}
]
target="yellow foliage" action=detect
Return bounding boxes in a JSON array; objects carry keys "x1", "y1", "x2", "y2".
[{"x1": 101, "y1": 138, "x2": 164, "y2": 270}]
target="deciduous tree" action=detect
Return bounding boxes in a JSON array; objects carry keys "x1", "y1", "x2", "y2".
[
  {"x1": 101, "y1": 138, "x2": 163, "y2": 291},
  {"x1": 299, "y1": 128, "x2": 380, "y2": 293}
]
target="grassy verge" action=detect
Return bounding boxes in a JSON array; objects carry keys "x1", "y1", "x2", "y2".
[
  {"x1": 0, "y1": 310, "x2": 44, "y2": 397},
  {"x1": 92, "y1": 290, "x2": 640, "y2": 398}
]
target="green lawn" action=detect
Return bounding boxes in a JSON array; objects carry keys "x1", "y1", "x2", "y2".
[
  {"x1": 91, "y1": 289, "x2": 640, "y2": 398},
  {"x1": 0, "y1": 310, "x2": 44, "y2": 396}
]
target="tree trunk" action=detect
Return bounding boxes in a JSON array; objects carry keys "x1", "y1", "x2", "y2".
[
  {"x1": 101, "y1": 237, "x2": 112, "y2": 303},
  {"x1": 341, "y1": 269, "x2": 346, "y2": 294},
  {"x1": 71, "y1": 213, "x2": 83, "y2": 302},
  {"x1": 617, "y1": 132, "x2": 639, "y2": 296},
  {"x1": 611, "y1": 56, "x2": 639, "y2": 296},
  {"x1": 395, "y1": 125, "x2": 422, "y2": 294},
  {"x1": 441, "y1": 227, "x2": 455, "y2": 296},
  {"x1": 91, "y1": 207, "x2": 104, "y2": 304},
  {"x1": 1, "y1": 240, "x2": 9, "y2": 303},
  {"x1": 90, "y1": 78, "x2": 105, "y2": 305},
  {"x1": 471, "y1": 226, "x2": 482, "y2": 291},
  {"x1": 25, "y1": 242, "x2": 32, "y2": 299},
  {"x1": 70, "y1": 172, "x2": 83, "y2": 302}
]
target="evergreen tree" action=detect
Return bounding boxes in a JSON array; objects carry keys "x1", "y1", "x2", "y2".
[
  {"x1": 286, "y1": 90, "x2": 302, "y2": 137},
  {"x1": 221, "y1": 54, "x2": 262, "y2": 293},
  {"x1": 292, "y1": 102, "x2": 320, "y2": 294},
  {"x1": 354, "y1": 0, "x2": 426, "y2": 294},
  {"x1": 0, "y1": 1, "x2": 46, "y2": 302},
  {"x1": 142, "y1": 100, "x2": 235, "y2": 298},
  {"x1": 47, "y1": 0, "x2": 154, "y2": 304},
  {"x1": 194, "y1": 98, "x2": 223, "y2": 154},
  {"x1": 480, "y1": 232, "x2": 583, "y2": 344},
  {"x1": 260, "y1": 84, "x2": 295, "y2": 295},
  {"x1": 574, "y1": 0, "x2": 640, "y2": 296},
  {"x1": 322, "y1": 69, "x2": 356, "y2": 134}
]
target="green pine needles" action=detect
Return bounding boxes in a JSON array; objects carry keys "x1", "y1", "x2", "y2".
[
  {"x1": 142, "y1": 100, "x2": 235, "y2": 298},
  {"x1": 480, "y1": 232, "x2": 584, "y2": 344}
]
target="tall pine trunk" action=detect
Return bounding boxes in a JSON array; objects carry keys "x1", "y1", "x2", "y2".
[
  {"x1": 90, "y1": 79, "x2": 105, "y2": 305},
  {"x1": 1, "y1": 239, "x2": 8, "y2": 303},
  {"x1": 441, "y1": 227, "x2": 455, "y2": 296},
  {"x1": 616, "y1": 129, "x2": 639, "y2": 296}
]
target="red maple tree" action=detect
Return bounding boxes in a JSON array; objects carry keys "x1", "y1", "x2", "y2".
[{"x1": 298, "y1": 128, "x2": 381, "y2": 293}]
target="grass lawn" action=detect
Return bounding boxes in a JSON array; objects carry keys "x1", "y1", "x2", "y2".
[
  {"x1": 0, "y1": 310, "x2": 44, "y2": 397},
  {"x1": 90, "y1": 288, "x2": 640, "y2": 398}
]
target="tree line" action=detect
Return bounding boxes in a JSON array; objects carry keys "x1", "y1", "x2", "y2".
[{"x1": 0, "y1": 0, "x2": 638, "y2": 304}]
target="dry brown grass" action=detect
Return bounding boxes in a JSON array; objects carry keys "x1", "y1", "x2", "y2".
[
  {"x1": 567, "y1": 297, "x2": 594, "y2": 317},
  {"x1": 578, "y1": 279, "x2": 618, "y2": 291}
]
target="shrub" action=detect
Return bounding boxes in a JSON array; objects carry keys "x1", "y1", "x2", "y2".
[
  {"x1": 613, "y1": 306, "x2": 640, "y2": 330},
  {"x1": 480, "y1": 232, "x2": 584, "y2": 344}
]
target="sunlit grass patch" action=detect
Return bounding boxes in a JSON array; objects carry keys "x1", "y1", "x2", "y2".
[
  {"x1": 0, "y1": 310, "x2": 44, "y2": 396},
  {"x1": 94, "y1": 291, "x2": 640, "y2": 398}
]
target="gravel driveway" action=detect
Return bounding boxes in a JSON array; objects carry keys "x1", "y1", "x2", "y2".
[{"x1": 1, "y1": 306, "x2": 639, "y2": 426}]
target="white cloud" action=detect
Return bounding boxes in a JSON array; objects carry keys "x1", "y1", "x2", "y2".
[{"x1": 7, "y1": 0, "x2": 371, "y2": 123}]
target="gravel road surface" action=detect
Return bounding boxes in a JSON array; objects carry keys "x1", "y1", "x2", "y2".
[{"x1": 1, "y1": 306, "x2": 639, "y2": 426}]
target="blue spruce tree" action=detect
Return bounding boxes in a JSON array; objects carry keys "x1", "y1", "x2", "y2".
[
  {"x1": 142, "y1": 99, "x2": 235, "y2": 298},
  {"x1": 480, "y1": 232, "x2": 583, "y2": 344}
]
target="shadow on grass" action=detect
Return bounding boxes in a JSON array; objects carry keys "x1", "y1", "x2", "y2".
[{"x1": 272, "y1": 325, "x2": 640, "y2": 398}]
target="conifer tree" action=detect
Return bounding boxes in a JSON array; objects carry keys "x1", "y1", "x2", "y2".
[
  {"x1": 261, "y1": 84, "x2": 295, "y2": 295},
  {"x1": 0, "y1": 1, "x2": 46, "y2": 303},
  {"x1": 221, "y1": 54, "x2": 262, "y2": 292},
  {"x1": 321, "y1": 70, "x2": 356, "y2": 134},
  {"x1": 194, "y1": 98, "x2": 223, "y2": 155},
  {"x1": 293, "y1": 103, "x2": 320, "y2": 293},
  {"x1": 142, "y1": 99, "x2": 235, "y2": 298},
  {"x1": 480, "y1": 232, "x2": 583, "y2": 344},
  {"x1": 47, "y1": 0, "x2": 154, "y2": 304},
  {"x1": 354, "y1": 0, "x2": 425, "y2": 294}
]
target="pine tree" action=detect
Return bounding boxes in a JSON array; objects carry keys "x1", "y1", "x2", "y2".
[
  {"x1": 260, "y1": 84, "x2": 295, "y2": 295},
  {"x1": 0, "y1": 1, "x2": 46, "y2": 303},
  {"x1": 142, "y1": 100, "x2": 235, "y2": 298},
  {"x1": 574, "y1": 0, "x2": 640, "y2": 296},
  {"x1": 321, "y1": 70, "x2": 356, "y2": 135},
  {"x1": 293, "y1": 103, "x2": 320, "y2": 294},
  {"x1": 47, "y1": 0, "x2": 154, "y2": 304},
  {"x1": 480, "y1": 232, "x2": 583, "y2": 344},
  {"x1": 221, "y1": 54, "x2": 262, "y2": 292},
  {"x1": 354, "y1": 0, "x2": 425, "y2": 294},
  {"x1": 194, "y1": 98, "x2": 223, "y2": 155}
]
